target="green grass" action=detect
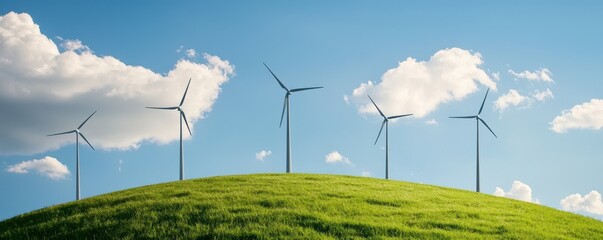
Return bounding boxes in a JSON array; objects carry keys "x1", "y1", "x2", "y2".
[{"x1": 1, "y1": 174, "x2": 602, "y2": 239}]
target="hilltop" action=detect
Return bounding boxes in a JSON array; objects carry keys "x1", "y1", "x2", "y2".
[{"x1": 1, "y1": 174, "x2": 602, "y2": 239}]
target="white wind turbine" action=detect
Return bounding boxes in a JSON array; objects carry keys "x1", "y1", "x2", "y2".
[
  {"x1": 47, "y1": 111, "x2": 97, "y2": 200},
  {"x1": 450, "y1": 88, "x2": 497, "y2": 193},
  {"x1": 368, "y1": 95, "x2": 412, "y2": 180},
  {"x1": 147, "y1": 78, "x2": 193, "y2": 180},
  {"x1": 264, "y1": 63, "x2": 323, "y2": 173}
]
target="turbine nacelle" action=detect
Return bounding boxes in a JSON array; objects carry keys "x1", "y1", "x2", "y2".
[
  {"x1": 47, "y1": 111, "x2": 97, "y2": 150},
  {"x1": 146, "y1": 78, "x2": 193, "y2": 136},
  {"x1": 264, "y1": 63, "x2": 323, "y2": 128},
  {"x1": 449, "y1": 88, "x2": 497, "y2": 138},
  {"x1": 368, "y1": 95, "x2": 412, "y2": 145}
]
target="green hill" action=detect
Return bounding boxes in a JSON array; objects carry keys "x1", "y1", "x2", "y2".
[{"x1": 1, "y1": 174, "x2": 602, "y2": 239}]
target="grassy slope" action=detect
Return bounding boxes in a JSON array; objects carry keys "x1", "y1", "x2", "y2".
[{"x1": 1, "y1": 174, "x2": 602, "y2": 239}]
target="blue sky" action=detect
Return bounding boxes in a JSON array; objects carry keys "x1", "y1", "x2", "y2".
[{"x1": 1, "y1": 1, "x2": 602, "y2": 220}]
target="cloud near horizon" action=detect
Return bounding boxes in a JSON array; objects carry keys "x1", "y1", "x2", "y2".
[
  {"x1": 0, "y1": 12, "x2": 234, "y2": 155},
  {"x1": 493, "y1": 180, "x2": 539, "y2": 203},
  {"x1": 325, "y1": 151, "x2": 352, "y2": 165},
  {"x1": 561, "y1": 190, "x2": 603, "y2": 216},
  {"x1": 347, "y1": 48, "x2": 496, "y2": 119},
  {"x1": 6, "y1": 156, "x2": 70, "y2": 180},
  {"x1": 550, "y1": 99, "x2": 603, "y2": 133},
  {"x1": 255, "y1": 150, "x2": 272, "y2": 161}
]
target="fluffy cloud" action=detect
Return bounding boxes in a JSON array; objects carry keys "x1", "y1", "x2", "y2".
[
  {"x1": 494, "y1": 88, "x2": 554, "y2": 113},
  {"x1": 255, "y1": 150, "x2": 272, "y2": 161},
  {"x1": 508, "y1": 68, "x2": 554, "y2": 83},
  {"x1": 60, "y1": 39, "x2": 90, "y2": 53},
  {"x1": 6, "y1": 156, "x2": 69, "y2": 180},
  {"x1": 493, "y1": 180, "x2": 539, "y2": 203},
  {"x1": 494, "y1": 89, "x2": 529, "y2": 112},
  {"x1": 186, "y1": 49, "x2": 197, "y2": 58},
  {"x1": 325, "y1": 151, "x2": 352, "y2": 165},
  {"x1": 561, "y1": 191, "x2": 603, "y2": 216},
  {"x1": 348, "y1": 48, "x2": 495, "y2": 118},
  {"x1": 550, "y1": 99, "x2": 603, "y2": 133},
  {"x1": 532, "y1": 88, "x2": 554, "y2": 102},
  {"x1": 343, "y1": 95, "x2": 350, "y2": 104},
  {"x1": 425, "y1": 119, "x2": 438, "y2": 125},
  {"x1": 492, "y1": 72, "x2": 500, "y2": 81},
  {"x1": 0, "y1": 12, "x2": 234, "y2": 155}
]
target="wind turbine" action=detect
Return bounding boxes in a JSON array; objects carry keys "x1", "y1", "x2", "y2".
[
  {"x1": 450, "y1": 88, "x2": 497, "y2": 193},
  {"x1": 47, "y1": 111, "x2": 96, "y2": 201},
  {"x1": 368, "y1": 95, "x2": 412, "y2": 180},
  {"x1": 264, "y1": 63, "x2": 323, "y2": 173},
  {"x1": 147, "y1": 78, "x2": 192, "y2": 181}
]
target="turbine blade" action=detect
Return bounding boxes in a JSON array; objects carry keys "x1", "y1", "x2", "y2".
[
  {"x1": 479, "y1": 118, "x2": 497, "y2": 138},
  {"x1": 146, "y1": 106, "x2": 179, "y2": 110},
  {"x1": 263, "y1": 63, "x2": 288, "y2": 91},
  {"x1": 478, "y1": 88, "x2": 490, "y2": 115},
  {"x1": 78, "y1": 111, "x2": 97, "y2": 129},
  {"x1": 181, "y1": 111, "x2": 192, "y2": 136},
  {"x1": 367, "y1": 95, "x2": 386, "y2": 118},
  {"x1": 388, "y1": 114, "x2": 413, "y2": 120},
  {"x1": 374, "y1": 120, "x2": 385, "y2": 145},
  {"x1": 449, "y1": 115, "x2": 477, "y2": 119},
  {"x1": 290, "y1": 86, "x2": 323, "y2": 92},
  {"x1": 78, "y1": 132, "x2": 95, "y2": 150},
  {"x1": 47, "y1": 130, "x2": 75, "y2": 136},
  {"x1": 179, "y1": 78, "x2": 192, "y2": 107},
  {"x1": 279, "y1": 95, "x2": 287, "y2": 128}
]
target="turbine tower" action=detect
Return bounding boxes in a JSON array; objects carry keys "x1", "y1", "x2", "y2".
[
  {"x1": 47, "y1": 111, "x2": 97, "y2": 201},
  {"x1": 450, "y1": 88, "x2": 497, "y2": 193},
  {"x1": 147, "y1": 78, "x2": 192, "y2": 181},
  {"x1": 264, "y1": 63, "x2": 323, "y2": 173},
  {"x1": 368, "y1": 95, "x2": 412, "y2": 180}
]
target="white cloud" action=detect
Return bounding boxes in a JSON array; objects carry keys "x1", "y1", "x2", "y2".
[
  {"x1": 60, "y1": 39, "x2": 90, "y2": 53},
  {"x1": 118, "y1": 159, "x2": 123, "y2": 172},
  {"x1": 494, "y1": 89, "x2": 529, "y2": 112},
  {"x1": 0, "y1": 12, "x2": 234, "y2": 155},
  {"x1": 494, "y1": 88, "x2": 554, "y2": 113},
  {"x1": 493, "y1": 180, "x2": 539, "y2": 203},
  {"x1": 492, "y1": 72, "x2": 500, "y2": 81},
  {"x1": 550, "y1": 99, "x2": 603, "y2": 133},
  {"x1": 255, "y1": 150, "x2": 272, "y2": 161},
  {"x1": 361, "y1": 171, "x2": 371, "y2": 177},
  {"x1": 508, "y1": 68, "x2": 554, "y2": 83},
  {"x1": 349, "y1": 48, "x2": 495, "y2": 118},
  {"x1": 532, "y1": 88, "x2": 554, "y2": 102},
  {"x1": 6, "y1": 156, "x2": 69, "y2": 180},
  {"x1": 425, "y1": 119, "x2": 438, "y2": 125},
  {"x1": 343, "y1": 95, "x2": 350, "y2": 104},
  {"x1": 325, "y1": 151, "x2": 352, "y2": 165},
  {"x1": 561, "y1": 191, "x2": 603, "y2": 216},
  {"x1": 186, "y1": 49, "x2": 197, "y2": 58}
]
